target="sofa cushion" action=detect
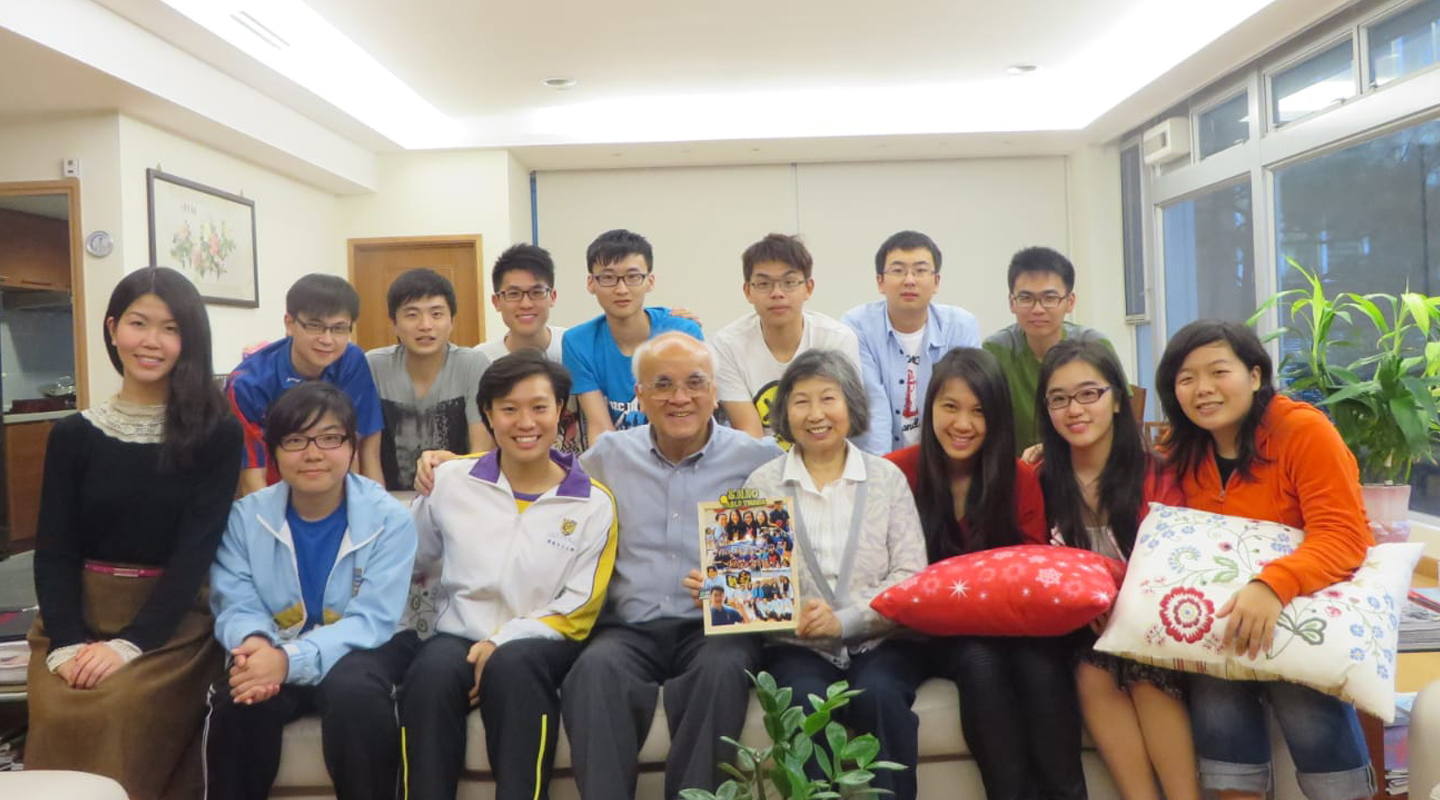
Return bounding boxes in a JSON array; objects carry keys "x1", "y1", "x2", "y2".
[
  {"x1": 1094, "y1": 503, "x2": 1422, "y2": 722},
  {"x1": 276, "y1": 678, "x2": 977, "y2": 786},
  {"x1": 872, "y1": 545, "x2": 1124, "y2": 636}
]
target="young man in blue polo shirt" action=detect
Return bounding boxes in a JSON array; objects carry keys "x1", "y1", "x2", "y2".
[
  {"x1": 562, "y1": 229, "x2": 702, "y2": 444},
  {"x1": 227, "y1": 273, "x2": 385, "y2": 495},
  {"x1": 842, "y1": 231, "x2": 980, "y2": 454}
]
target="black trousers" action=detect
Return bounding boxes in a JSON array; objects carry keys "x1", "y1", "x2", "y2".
[
  {"x1": 763, "y1": 640, "x2": 930, "y2": 800},
  {"x1": 203, "y1": 640, "x2": 412, "y2": 800},
  {"x1": 929, "y1": 635, "x2": 1087, "y2": 800},
  {"x1": 399, "y1": 631, "x2": 583, "y2": 800},
  {"x1": 560, "y1": 618, "x2": 762, "y2": 800}
]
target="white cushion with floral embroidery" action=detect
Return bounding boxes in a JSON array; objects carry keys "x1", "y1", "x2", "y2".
[{"x1": 1094, "y1": 503, "x2": 1422, "y2": 722}]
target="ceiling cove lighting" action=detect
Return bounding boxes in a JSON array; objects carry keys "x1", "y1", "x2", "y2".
[
  {"x1": 157, "y1": 0, "x2": 460, "y2": 148},
  {"x1": 518, "y1": 0, "x2": 1280, "y2": 146}
]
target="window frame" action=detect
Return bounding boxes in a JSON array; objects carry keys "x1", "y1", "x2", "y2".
[
  {"x1": 1263, "y1": 32, "x2": 1360, "y2": 132},
  {"x1": 1129, "y1": 0, "x2": 1440, "y2": 525}
]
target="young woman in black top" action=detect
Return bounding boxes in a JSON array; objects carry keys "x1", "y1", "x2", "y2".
[{"x1": 27, "y1": 267, "x2": 242, "y2": 799}]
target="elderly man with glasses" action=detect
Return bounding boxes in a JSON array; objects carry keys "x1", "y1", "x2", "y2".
[
  {"x1": 982, "y1": 245, "x2": 1118, "y2": 452},
  {"x1": 562, "y1": 331, "x2": 782, "y2": 800}
]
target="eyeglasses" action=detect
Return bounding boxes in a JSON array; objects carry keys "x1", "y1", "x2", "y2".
[
  {"x1": 643, "y1": 374, "x2": 713, "y2": 399},
  {"x1": 749, "y1": 277, "x2": 807, "y2": 293},
  {"x1": 1010, "y1": 292, "x2": 1070, "y2": 310},
  {"x1": 591, "y1": 272, "x2": 649, "y2": 288},
  {"x1": 497, "y1": 285, "x2": 553, "y2": 303},
  {"x1": 278, "y1": 433, "x2": 351, "y2": 452},
  {"x1": 883, "y1": 266, "x2": 936, "y2": 280},
  {"x1": 1045, "y1": 385, "x2": 1113, "y2": 411},
  {"x1": 295, "y1": 318, "x2": 354, "y2": 336}
]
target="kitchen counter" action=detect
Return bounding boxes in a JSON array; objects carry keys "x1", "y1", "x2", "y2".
[{"x1": 4, "y1": 409, "x2": 78, "y2": 424}]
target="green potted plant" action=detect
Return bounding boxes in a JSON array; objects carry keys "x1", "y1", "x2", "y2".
[
  {"x1": 680, "y1": 671, "x2": 904, "y2": 800},
  {"x1": 1251, "y1": 261, "x2": 1440, "y2": 540}
]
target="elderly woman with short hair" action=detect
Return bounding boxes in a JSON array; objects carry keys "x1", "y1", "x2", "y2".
[{"x1": 741, "y1": 349, "x2": 929, "y2": 800}]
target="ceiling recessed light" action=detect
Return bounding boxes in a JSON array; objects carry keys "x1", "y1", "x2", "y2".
[
  {"x1": 543, "y1": 78, "x2": 578, "y2": 90},
  {"x1": 1006, "y1": 64, "x2": 1039, "y2": 76}
]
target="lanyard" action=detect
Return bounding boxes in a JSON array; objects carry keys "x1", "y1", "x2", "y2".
[{"x1": 786, "y1": 477, "x2": 869, "y2": 610}]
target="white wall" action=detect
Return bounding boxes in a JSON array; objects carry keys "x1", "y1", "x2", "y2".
[
  {"x1": 1065, "y1": 144, "x2": 1132, "y2": 378},
  {"x1": 338, "y1": 149, "x2": 528, "y2": 342},
  {"x1": 533, "y1": 158, "x2": 1087, "y2": 339},
  {"x1": 0, "y1": 114, "x2": 122, "y2": 403},
  {"x1": 535, "y1": 164, "x2": 797, "y2": 329},
  {"x1": 116, "y1": 115, "x2": 345, "y2": 380}
]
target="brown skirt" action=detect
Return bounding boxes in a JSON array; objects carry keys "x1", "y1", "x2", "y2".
[{"x1": 25, "y1": 567, "x2": 223, "y2": 800}]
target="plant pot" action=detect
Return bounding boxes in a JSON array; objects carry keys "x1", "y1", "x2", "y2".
[{"x1": 1362, "y1": 483, "x2": 1413, "y2": 544}]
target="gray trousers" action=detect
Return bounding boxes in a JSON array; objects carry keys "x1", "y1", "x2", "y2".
[{"x1": 560, "y1": 618, "x2": 761, "y2": 800}]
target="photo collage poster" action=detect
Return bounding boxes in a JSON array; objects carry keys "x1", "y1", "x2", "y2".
[{"x1": 698, "y1": 489, "x2": 798, "y2": 635}]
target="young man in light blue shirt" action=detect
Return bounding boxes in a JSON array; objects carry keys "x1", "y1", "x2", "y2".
[{"x1": 842, "y1": 231, "x2": 980, "y2": 454}]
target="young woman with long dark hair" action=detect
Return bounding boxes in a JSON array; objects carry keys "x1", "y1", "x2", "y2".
[
  {"x1": 1036, "y1": 339, "x2": 1196, "y2": 800},
  {"x1": 887, "y1": 347, "x2": 1085, "y2": 800},
  {"x1": 27, "y1": 267, "x2": 242, "y2": 799},
  {"x1": 1155, "y1": 319, "x2": 1373, "y2": 800}
]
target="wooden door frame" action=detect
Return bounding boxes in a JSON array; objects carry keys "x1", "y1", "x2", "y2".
[
  {"x1": 0, "y1": 179, "x2": 88, "y2": 409},
  {"x1": 346, "y1": 234, "x2": 486, "y2": 345}
]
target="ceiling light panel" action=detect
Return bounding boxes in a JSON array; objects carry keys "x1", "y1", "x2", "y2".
[{"x1": 157, "y1": 0, "x2": 459, "y2": 148}]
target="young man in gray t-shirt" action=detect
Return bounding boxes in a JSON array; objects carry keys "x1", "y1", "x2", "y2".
[{"x1": 367, "y1": 268, "x2": 492, "y2": 490}]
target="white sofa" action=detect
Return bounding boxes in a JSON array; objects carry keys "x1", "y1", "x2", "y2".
[{"x1": 269, "y1": 677, "x2": 1323, "y2": 800}]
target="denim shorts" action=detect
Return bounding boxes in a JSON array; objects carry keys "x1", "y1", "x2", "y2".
[{"x1": 1189, "y1": 675, "x2": 1375, "y2": 800}]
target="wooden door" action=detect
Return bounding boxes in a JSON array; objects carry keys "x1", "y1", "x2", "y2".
[{"x1": 348, "y1": 235, "x2": 484, "y2": 352}]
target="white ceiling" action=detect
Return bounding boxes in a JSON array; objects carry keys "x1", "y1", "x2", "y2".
[{"x1": 0, "y1": 0, "x2": 1357, "y2": 183}]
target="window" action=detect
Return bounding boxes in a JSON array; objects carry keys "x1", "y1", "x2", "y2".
[
  {"x1": 1274, "y1": 116, "x2": 1440, "y2": 514},
  {"x1": 1271, "y1": 39, "x2": 1356, "y2": 126},
  {"x1": 1162, "y1": 182, "x2": 1256, "y2": 337},
  {"x1": 1369, "y1": 0, "x2": 1440, "y2": 88},
  {"x1": 1197, "y1": 92, "x2": 1250, "y2": 158},
  {"x1": 1121, "y1": 144, "x2": 1146, "y2": 317}
]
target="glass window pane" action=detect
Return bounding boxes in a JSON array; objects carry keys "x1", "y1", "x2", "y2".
[
  {"x1": 1272, "y1": 39, "x2": 1355, "y2": 127},
  {"x1": 1274, "y1": 118, "x2": 1440, "y2": 515},
  {"x1": 1162, "y1": 183, "x2": 1255, "y2": 338},
  {"x1": 1369, "y1": 0, "x2": 1440, "y2": 88},
  {"x1": 1121, "y1": 144, "x2": 1146, "y2": 317},
  {"x1": 1198, "y1": 92, "x2": 1250, "y2": 158}
]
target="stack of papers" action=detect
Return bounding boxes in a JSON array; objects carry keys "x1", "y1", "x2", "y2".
[
  {"x1": 0, "y1": 641, "x2": 26, "y2": 686},
  {"x1": 1400, "y1": 593, "x2": 1440, "y2": 652},
  {"x1": 0, "y1": 607, "x2": 33, "y2": 685},
  {"x1": 0, "y1": 725, "x2": 22, "y2": 771},
  {"x1": 1385, "y1": 692, "x2": 1418, "y2": 796}
]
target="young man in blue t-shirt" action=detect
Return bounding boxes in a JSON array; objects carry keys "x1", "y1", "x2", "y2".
[
  {"x1": 562, "y1": 229, "x2": 702, "y2": 444},
  {"x1": 226, "y1": 273, "x2": 385, "y2": 495}
]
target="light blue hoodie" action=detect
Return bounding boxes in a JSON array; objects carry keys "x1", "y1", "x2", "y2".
[{"x1": 210, "y1": 473, "x2": 417, "y2": 685}]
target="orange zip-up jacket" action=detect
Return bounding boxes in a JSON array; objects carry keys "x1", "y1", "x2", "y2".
[{"x1": 1177, "y1": 394, "x2": 1373, "y2": 605}]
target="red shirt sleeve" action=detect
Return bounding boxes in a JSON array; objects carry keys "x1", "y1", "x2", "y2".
[{"x1": 1014, "y1": 460, "x2": 1048, "y2": 545}]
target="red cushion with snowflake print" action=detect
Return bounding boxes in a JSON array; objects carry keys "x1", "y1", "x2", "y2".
[{"x1": 869, "y1": 544, "x2": 1125, "y2": 637}]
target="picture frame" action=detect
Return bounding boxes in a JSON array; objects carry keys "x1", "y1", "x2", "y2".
[
  {"x1": 147, "y1": 168, "x2": 259, "y2": 307},
  {"x1": 699, "y1": 489, "x2": 798, "y2": 635}
]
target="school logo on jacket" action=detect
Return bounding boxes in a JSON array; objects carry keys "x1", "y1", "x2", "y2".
[{"x1": 561, "y1": 518, "x2": 577, "y2": 536}]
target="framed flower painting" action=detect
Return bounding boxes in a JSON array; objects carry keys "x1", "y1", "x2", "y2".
[{"x1": 146, "y1": 168, "x2": 259, "y2": 307}]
